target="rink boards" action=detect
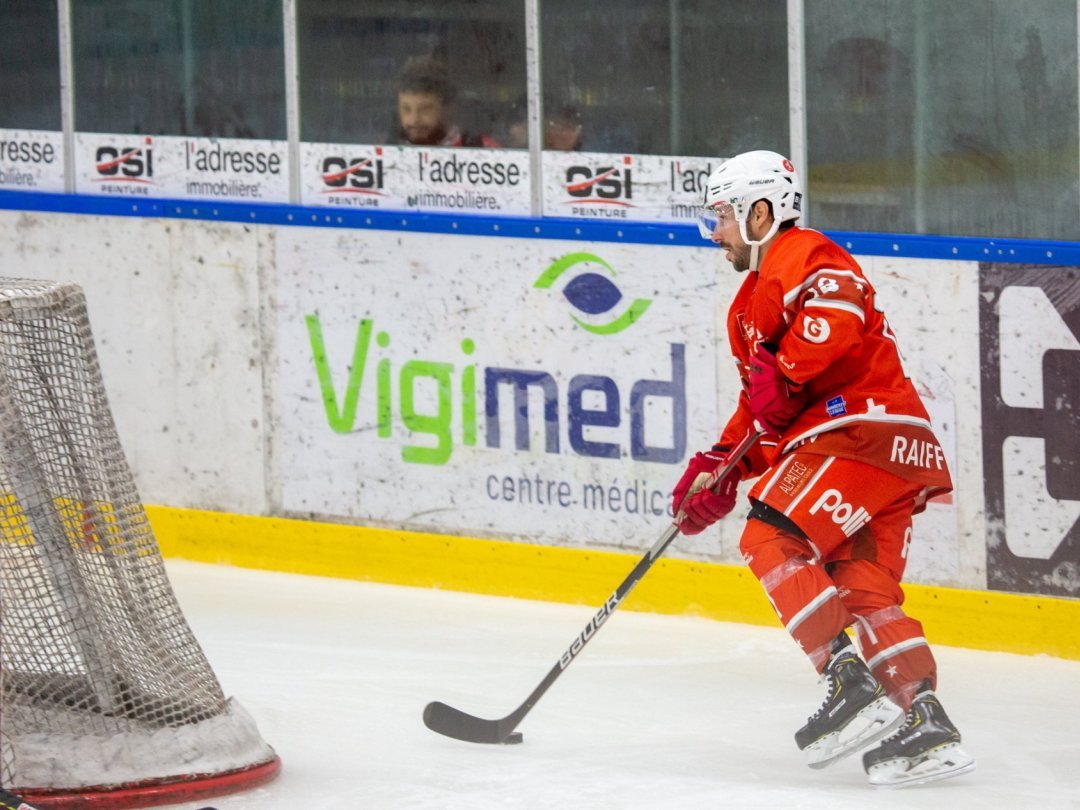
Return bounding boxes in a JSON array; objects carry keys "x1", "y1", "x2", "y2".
[{"x1": 0, "y1": 194, "x2": 1076, "y2": 660}]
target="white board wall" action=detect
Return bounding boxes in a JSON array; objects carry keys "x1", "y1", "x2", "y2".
[{"x1": 0, "y1": 209, "x2": 987, "y2": 590}]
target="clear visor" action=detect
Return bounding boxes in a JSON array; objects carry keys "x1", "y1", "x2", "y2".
[{"x1": 696, "y1": 202, "x2": 735, "y2": 239}]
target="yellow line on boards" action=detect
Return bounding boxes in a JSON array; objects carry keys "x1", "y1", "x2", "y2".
[{"x1": 146, "y1": 505, "x2": 1079, "y2": 661}]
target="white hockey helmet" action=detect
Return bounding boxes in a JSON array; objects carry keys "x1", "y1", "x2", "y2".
[{"x1": 697, "y1": 150, "x2": 803, "y2": 245}]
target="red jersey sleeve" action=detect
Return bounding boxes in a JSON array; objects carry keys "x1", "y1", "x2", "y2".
[{"x1": 775, "y1": 269, "x2": 871, "y2": 385}]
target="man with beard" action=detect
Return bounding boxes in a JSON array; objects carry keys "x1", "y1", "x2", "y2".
[
  {"x1": 671, "y1": 150, "x2": 974, "y2": 788},
  {"x1": 391, "y1": 55, "x2": 498, "y2": 148}
]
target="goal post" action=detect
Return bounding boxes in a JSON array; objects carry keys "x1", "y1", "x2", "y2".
[{"x1": 0, "y1": 279, "x2": 280, "y2": 808}]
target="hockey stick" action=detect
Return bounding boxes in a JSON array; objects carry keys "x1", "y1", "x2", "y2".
[{"x1": 423, "y1": 427, "x2": 763, "y2": 745}]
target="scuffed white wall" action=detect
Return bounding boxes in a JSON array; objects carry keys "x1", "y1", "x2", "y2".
[
  {"x1": 0, "y1": 210, "x2": 267, "y2": 514},
  {"x1": 0, "y1": 208, "x2": 987, "y2": 589}
]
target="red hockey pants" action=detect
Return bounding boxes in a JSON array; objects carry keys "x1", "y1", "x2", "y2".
[{"x1": 740, "y1": 452, "x2": 937, "y2": 710}]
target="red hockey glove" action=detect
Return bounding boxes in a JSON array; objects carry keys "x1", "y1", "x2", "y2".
[
  {"x1": 681, "y1": 467, "x2": 742, "y2": 535},
  {"x1": 748, "y1": 344, "x2": 805, "y2": 436},
  {"x1": 671, "y1": 449, "x2": 744, "y2": 535}
]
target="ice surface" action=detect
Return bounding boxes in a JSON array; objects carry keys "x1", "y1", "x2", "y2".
[{"x1": 157, "y1": 561, "x2": 1079, "y2": 810}]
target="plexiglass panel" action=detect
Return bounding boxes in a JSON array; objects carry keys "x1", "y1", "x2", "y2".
[
  {"x1": 540, "y1": 0, "x2": 789, "y2": 156},
  {"x1": 298, "y1": 0, "x2": 526, "y2": 147},
  {"x1": 806, "y1": 0, "x2": 1079, "y2": 239},
  {"x1": 72, "y1": 0, "x2": 285, "y2": 138},
  {"x1": 0, "y1": 0, "x2": 61, "y2": 131},
  {"x1": 2, "y1": 0, "x2": 1078, "y2": 241}
]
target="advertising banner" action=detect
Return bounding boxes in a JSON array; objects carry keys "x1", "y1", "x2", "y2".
[
  {"x1": 274, "y1": 228, "x2": 721, "y2": 551},
  {"x1": 541, "y1": 151, "x2": 721, "y2": 224},
  {"x1": 0, "y1": 129, "x2": 64, "y2": 193},
  {"x1": 979, "y1": 263, "x2": 1080, "y2": 597},
  {"x1": 300, "y1": 143, "x2": 531, "y2": 216},
  {"x1": 73, "y1": 133, "x2": 288, "y2": 202}
]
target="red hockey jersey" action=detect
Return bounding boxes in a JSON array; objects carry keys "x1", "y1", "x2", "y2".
[{"x1": 717, "y1": 226, "x2": 952, "y2": 498}]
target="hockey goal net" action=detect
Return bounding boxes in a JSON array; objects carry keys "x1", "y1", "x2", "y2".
[{"x1": 0, "y1": 279, "x2": 279, "y2": 808}]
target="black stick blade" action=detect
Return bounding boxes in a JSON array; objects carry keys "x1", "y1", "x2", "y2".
[{"x1": 423, "y1": 701, "x2": 522, "y2": 744}]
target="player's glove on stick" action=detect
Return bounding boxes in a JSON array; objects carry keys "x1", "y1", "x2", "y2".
[
  {"x1": 748, "y1": 344, "x2": 805, "y2": 436},
  {"x1": 671, "y1": 449, "x2": 743, "y2": 535}
]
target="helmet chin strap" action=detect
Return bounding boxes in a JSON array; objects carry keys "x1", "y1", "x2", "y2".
[
  {"x1": 749, "y1": 242, "x2": 761, "y2": 273},
  {"x1": 740, "y1": 217, "x2": 783, "y2": 272}
]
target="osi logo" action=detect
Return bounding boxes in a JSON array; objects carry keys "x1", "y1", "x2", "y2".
[
  {"x1": 564, "y1": 164, "x2": 633, "y2": 200},
  {"x1": 562, "y1": 157, "x2": 634, "y2": 217},
  {"x1": 320, "y1": 153, "x2": 385, "y2": 192},
  {"x1": 319, "y1": 148, "x2": 386, "y2": 207},
  {"x1": 94, "y1": 138, "x2": 154, "y2": 181}
]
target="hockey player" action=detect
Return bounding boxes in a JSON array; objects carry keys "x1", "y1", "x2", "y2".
[{"x1": 671, "y1": 150, "x2": 975, "y2": 787}]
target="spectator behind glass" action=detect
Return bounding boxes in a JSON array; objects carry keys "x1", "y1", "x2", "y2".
[
  {"x1": 544, "y1": 104, "x2": 583, "y2": 150},
  {"x1": 503, "y1": 96, "x2": 584, "y2": 151},
  {"x1": 390, "y1": 55, "x2": 498, "y2": 148}
]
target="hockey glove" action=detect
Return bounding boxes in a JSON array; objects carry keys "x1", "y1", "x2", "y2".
[
  {"x1": 748, "y1": 344, "x2": 805, "y2": 436},
  {"x1": 671, "y1": 449, "x2": 743, "y2": 535}
]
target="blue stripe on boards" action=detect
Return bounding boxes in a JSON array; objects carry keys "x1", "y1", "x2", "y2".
[{"x1": 2, "y1": 189, "x2": 1077, "y2": 266}]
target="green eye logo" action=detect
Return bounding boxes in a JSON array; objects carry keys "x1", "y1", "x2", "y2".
[{"x1": 534, "y1": 252, "x2": 652, "y2": 335}]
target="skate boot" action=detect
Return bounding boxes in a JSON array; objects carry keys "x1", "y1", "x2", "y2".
[
  {"x1": 795, "y1": 635, "x2": 903, "y2": 769},
  {"x1": 863, "y1": 684, "x2": 975, "y2": 788}
]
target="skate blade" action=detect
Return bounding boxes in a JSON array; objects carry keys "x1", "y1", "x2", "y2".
[
  {"x1": 867, "y1": 743, "x2": 976, "y2": 788},
  {"x1": 806, "y1": 697, "x2": 904, "y2": 770}
]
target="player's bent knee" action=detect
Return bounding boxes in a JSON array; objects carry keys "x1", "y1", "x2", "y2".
[
  {"x1": 739, "y1": 512, "x2": 813, "y2": 581},
  {"x1": 828, "y1": 560, "x2": 904, "y2": 614}
]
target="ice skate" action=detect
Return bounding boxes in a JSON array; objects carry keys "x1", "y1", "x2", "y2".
[
  {"x1": 863, "y1": 686, "x2": 975, "y2": 788},
  {"x1": 795, "y1": 641, "x2": 903, "y2": 769}
]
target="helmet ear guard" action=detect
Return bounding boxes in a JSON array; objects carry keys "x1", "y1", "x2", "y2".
[{"x1": 698, "y1": 150, "x2": 804, "y2": 245}]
